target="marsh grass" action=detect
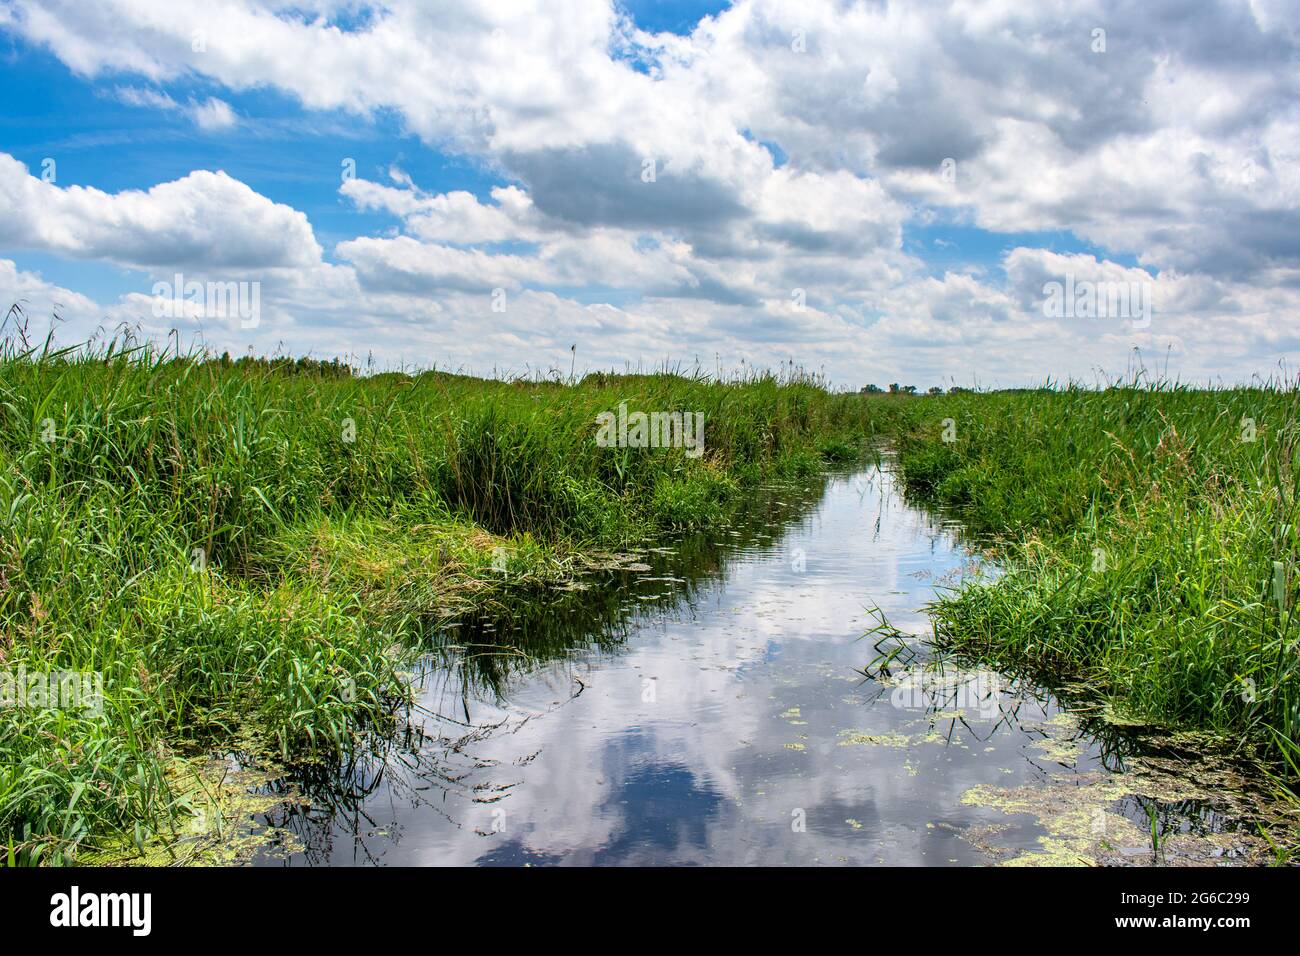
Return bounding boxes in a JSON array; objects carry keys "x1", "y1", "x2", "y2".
[
  {"x1": 0, "y1": 324, "x2": 910, "y2": 863},
  {"x1": 21, "y1": 311, "x2": 1291, "y2": 861},
  {"x1": 897, "y1": 381, "x2": 1300, "y2": 777}
]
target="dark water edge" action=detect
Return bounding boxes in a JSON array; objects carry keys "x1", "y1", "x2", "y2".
[{"x1": 245, "y1": 464, "x2": 1282, "y2": 866}]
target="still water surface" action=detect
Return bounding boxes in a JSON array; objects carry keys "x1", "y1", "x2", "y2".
[{"x1": 252, "y1": 465, "x2": 1251, "y2": 865}]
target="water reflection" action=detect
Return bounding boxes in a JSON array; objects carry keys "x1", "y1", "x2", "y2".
[{"x1": 251, "y1": 466, "x2": 1260, "y2": 866}]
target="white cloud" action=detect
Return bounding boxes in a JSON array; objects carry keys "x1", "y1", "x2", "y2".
[
  {"x1": 115, "y1": 86, "x2": 238, "y2": 129},
  {"x1": 342, "y1": 178, "x2": 543, "y2": 244},
  {"x1": 338, "y1": 235, "x2": 553, "y2": 294},
  {"x1": 188, "y1": 96, "x2": 236, "y2": 130},
  {"x1": 0, "y1": 258, "x2": 100, "y2": 329},
  {"x1": 0, "y1": 153, "x2": 321, "y2": 271}
]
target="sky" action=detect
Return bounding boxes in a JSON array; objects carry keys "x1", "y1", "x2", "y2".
[{"x1": 0, "y1": 0, "x2": 1297, "y2": 388}]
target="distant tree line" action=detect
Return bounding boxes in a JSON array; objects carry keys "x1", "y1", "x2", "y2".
[
  {"x1": 205, "y1": 352, "x2": 355, "y2": 378},
  {"x1": 858, "y1": 383, "x2": 978, "y2": 396}
]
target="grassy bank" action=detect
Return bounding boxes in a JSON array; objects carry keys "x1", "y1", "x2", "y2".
[
  {"x1": 13, "y1": 324, "x2": 1293, "y2": 863},
  {"x1": 895, "y1": 383, "x2": 1300, "y2": 772},
  {"x1": 0, "y1": 332, "x2": 914, "y2": 864}
]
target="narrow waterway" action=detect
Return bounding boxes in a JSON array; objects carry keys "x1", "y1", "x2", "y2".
[{"x1": 252, "y1": 464, "x2": 1269, "y2": 866}]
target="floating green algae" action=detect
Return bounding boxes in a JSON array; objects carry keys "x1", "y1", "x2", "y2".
[
  {"x1": 79, "y1": 749, "x2": 305, "y2": 866},
  {"x1": 961, "y1": 760, "x2": 1280, "y2": 866}
]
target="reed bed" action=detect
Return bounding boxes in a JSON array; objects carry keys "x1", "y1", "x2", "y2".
[
  {"x1": 0, "y1": 328, "x2": 910, "y2": 863},
  {"x1": 896, "y1": 381, "x2": 1300, "y2": 771}
]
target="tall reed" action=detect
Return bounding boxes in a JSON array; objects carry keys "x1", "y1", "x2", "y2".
[{"x1": 896, "y1": 381, "x2": 1300, "y2": 766}]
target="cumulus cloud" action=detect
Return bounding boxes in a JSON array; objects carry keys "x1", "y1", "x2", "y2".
[
  {"x1": 342, "y1": 175, "x2": 544, "y2": 244},
  {"x1": 338, "y1": 235, "x2": 552, "y2": 294},
  {"x1": 0, "y1": 153, "x2": 321, "y2": 271}
]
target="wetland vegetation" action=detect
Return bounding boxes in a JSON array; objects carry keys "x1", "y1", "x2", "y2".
[
  {"x1": 3, "y1": 322, "x2": 1298, "y2": 863},
  {"x1": 896, "y1": 384, "x2": 1300, "y2": 780},
  {"x1": 0, "y1": 326, "x2": 900, "y2": 863}
]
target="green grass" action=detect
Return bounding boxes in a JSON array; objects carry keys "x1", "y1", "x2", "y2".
[
  {"x1": 14, "y1": 316, "x2": 1293, "y2": 863},
  {"x1": 894, "y1": 382, "x2": 1300, "y2": 772},
  {"x1": 0, "y1": 329, "x2": 917, "y2": 864}
]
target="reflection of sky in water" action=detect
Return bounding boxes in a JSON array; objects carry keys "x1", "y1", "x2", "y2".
[{"x1": 259, "y1": 468, "x2": 1106, "y2": 866}]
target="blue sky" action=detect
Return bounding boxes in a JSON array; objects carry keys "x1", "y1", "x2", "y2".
[
  {"x1": 620, "y1": 0, "x2": 731, "y2": 35},
  {"x1": 0, "y1": 1, "x2": 1295, "y2": 386},
  {"x1": 0, "y1": 36, "x2": 504, "y2": 300}
]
